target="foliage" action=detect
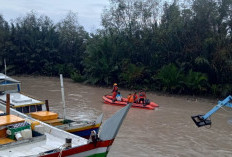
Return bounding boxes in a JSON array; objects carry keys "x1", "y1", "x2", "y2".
[
  {"x1": 120, "y1": 63, "x2": 144, "y2": 88},
  {"x1": 84, "y1": 35, "x2": 118, "y2": 85},
  {"x1": 0, "y1": 11, "x2": 87, "y2": 77},
  {"x1": 71, "y1": 71, "x2": 85, "y2": 82},
  {"x1": 211, "y1": 84, "x2": 232, "y2": 97},
  {"x1": 184, "y1": 70, "x2": 208, "y2": 94},
  {"x1": 0, "y1": 0, "x2": 232, "y2": 97},
  {"x1": 156, "y1": 64, "x2": 184, "y2": 93}
]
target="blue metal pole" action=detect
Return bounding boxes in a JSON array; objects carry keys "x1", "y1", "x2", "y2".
[
  {"x1": 202, "y1": 104, "x2": 223, "y2": 119},
  {"x1": 203, "y1": 95, "x2": 232, "y2": 120}
]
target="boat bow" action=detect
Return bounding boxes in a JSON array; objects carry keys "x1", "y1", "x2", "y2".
[{"x1": 99, "y1": 103, "x2": 131, "y2": 141}]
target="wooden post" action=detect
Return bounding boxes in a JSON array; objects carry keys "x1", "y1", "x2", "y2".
[
  {"x1": 45, "y1": 100, "x2": 49, "y2": 111},
  {"x1": 6, "y1": 93, "x2": 10, "y2": 115}
]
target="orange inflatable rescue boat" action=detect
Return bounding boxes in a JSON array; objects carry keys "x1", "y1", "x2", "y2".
[{"x1": 102, "y1": 95, "x2": 159, "y2": 110}]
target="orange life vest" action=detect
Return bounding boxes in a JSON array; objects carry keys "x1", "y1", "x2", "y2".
[{"x1": 127, "y1": 95, "x2": 134, "y2": 103}]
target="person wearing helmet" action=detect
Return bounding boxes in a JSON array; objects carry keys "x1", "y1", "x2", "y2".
[
  {"x1": 112, "y1": 83, "x2": 118, "y2": 102},
  {"x1": 112, "y1": 83, "x2": 118, "y2": 93}
]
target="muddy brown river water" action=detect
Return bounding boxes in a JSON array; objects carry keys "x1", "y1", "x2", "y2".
[{"x1": 14, "y1": 76, "x2": 232, "y2": 157}]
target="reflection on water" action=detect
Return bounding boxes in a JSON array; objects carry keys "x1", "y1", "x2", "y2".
[{"x1": 15, "y1": 76, "x2": 232, "y2": 157}]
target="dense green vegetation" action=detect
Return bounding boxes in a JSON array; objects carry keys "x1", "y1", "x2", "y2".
[{"x1": 0, "y1": 0, "x2": 232, "y2": 97}]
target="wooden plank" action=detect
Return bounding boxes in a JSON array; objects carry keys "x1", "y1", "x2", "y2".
[
  {"x1": 0, "y1": 138, "x2": 15, "y2": 144},
  {"x1": 30, "y1": 111, "x2": 58, "y2": 121},
  {"x1": 0, "y1": 115, "x2": 25, "y2": 127}
]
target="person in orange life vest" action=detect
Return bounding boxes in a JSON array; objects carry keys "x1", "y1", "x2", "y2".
[
  {"x1": 112, "y1": 83, "x2": 118, "y2": 102},
  {"x1": 127, "y1": 93, "x2": 134, "y2": 103},
  {"x1": 138, "y1": 90, "x2": 146, "y2": 104},
  {"x1": 133, "y1": 92, "x2": 138, "y2": 103}
]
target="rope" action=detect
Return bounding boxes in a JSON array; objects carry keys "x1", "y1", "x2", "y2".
[{"x1": 58, "y1": 144, "x2": 66, "y2": 157}]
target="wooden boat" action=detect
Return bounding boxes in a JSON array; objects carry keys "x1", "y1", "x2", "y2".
[
  {"x1": 103, "y1": 95, "x2": 159, "y2": 110},
  {"x1": 0, "y1": 96, "x2": 132, "y2": 156},
  {"x1": 0, "y1": 73, "x2": 102, "y2": 139}
]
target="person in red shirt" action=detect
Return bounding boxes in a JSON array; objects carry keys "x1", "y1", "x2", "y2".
[
  {"x1": 138, "y1": 90, "x2": 146, "y2": 105},
  {"x1": 133, "y1": 92, "x2": 138, "y2": 103},
  {"x1": 112, "y1": 83, "x2": 118, "y2": 102},
  {"x1": 112, "y1": 83, "x2": 118, "y2": 93}
]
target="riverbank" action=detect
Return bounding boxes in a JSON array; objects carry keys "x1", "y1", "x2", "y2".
[{"x1": 12, "y1": 74, "x2": 221, "y2": 103}]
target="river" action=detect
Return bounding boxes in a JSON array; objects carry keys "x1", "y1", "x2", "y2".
[{"x1": 14, "y1": 76, "x2": 232, "y2": 157}]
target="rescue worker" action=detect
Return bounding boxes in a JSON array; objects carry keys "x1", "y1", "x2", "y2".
[
  {"x1": 112, "y1": 83, "x2": 118, "y2": 102},
  {"x1": 138, "y1": 90, "x2": 146, "y2": 105},
  {"x1": 116, "y1": 92, "x2": 122, "y2": 101},
  {"x1": 112, "y1": 83, "x2": 118, "y2": 92},
  {"x1": 133, "y1": 92, "x2": 138, "y2": 103},
  {"x1": 127, "y1": 93, "x2": 134, "y2": 104}
]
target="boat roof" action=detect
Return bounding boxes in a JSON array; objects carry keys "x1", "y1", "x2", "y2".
[
  {"x1": 0, "y1": 103, "x2": 87, "y2": 157},
  {"x1": 0, "y1": 93, "x2": 44, "y2": 107},
  {"x1": 0, "y1": 73, "x2": 20, "y2": 86}
]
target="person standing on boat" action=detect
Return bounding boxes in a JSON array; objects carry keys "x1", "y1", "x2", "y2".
[
  {"x1": 133, "y1": 92, "x2": 138, "y2": 103},
  {"x1": 138, "y1": 90, "x2": 146, "y2": 104},
  {"x1": 112, "y1": 83, "x2": 118, "y2": 102}
]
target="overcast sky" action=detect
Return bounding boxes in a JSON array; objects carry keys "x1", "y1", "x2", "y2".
[{"x1": 0, "y1": 0, "x2": 109, "y2": 32}]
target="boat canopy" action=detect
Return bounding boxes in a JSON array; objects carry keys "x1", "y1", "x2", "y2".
[{"x1": 0, "y1": 73, "x2": 20, "y2": 86}]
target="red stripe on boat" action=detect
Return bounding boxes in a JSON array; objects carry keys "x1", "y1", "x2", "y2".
[{"x1": 41, "y1": 139, "x2": 114, "y2": 157}]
